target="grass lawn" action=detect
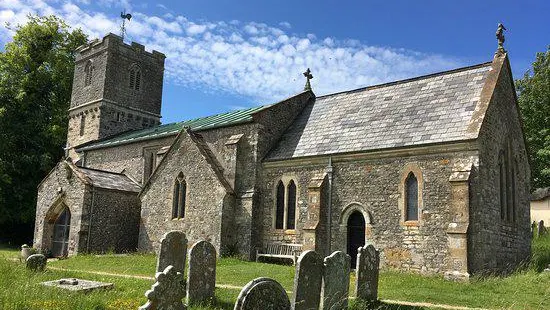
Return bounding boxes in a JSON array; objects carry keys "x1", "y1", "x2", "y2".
[{"x1": 1, "y1": 246, "x2": 549, "y2": 309}]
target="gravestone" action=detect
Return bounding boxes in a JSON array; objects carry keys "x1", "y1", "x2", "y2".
[
  {"x1": 538, "y1": 220, "x2": 545, "y2": 237},
  {"x1": 187, "y1": 240, "x2": 216, "y2": 305},
  {"x1": 234, "y1": 277, "x2": 290, "y2": 310},
  {"x1": 157, "y1": 231, "x2": 188, "y2": 274},
  {"x1": 41, "y1": 278, "x2": 113, "y2": 292},
  {"x1": 26, "y1": 254, "x2": 46, "y2": 271},
  {"x1": 140, "y1": 265, "x2": 187, "y2": 310},
  {"x1": 291, "y1": 250, "x2": 323, "y2": 310},
  {"x1": 21, "y1": 244, "x2": 32, "y2": 262},
  {"x1": 321, "y1": 251, "x2": 350, "y2": 310},
  {"x1": 355, "y1": 244, "x2": 380, "y2": 301}
]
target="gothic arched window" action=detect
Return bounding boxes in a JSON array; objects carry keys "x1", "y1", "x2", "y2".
[
  {"x1": 172, "y1": 173, "x2": 186, "y2": 219},
  {"x1": 275, "y1": 180, "x2": 285, "y2": 229},
  {"x1": 286, "y1": 180, "x2": 296, "y2": 229},
  {"x1": 129, "y1": 64, "x2": 141, "y2": 91},
  {"x1": 405, "y1": 172, "x2": 418, "y2": 221},
  {"x1": 274, "y1": 178, "x2": 298, "y2": 230},
  {"x1": 84, "y1": 60, "x2": 93, "y2": 86}
]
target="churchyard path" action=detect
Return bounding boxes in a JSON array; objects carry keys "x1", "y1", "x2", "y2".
[{"x1": 48, "y1": 265, "x2": 490, "y2": 310}]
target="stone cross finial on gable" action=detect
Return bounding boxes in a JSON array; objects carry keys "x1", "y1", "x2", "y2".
[
  {"x1": 496, "y1": 23, "x2": 506, "y2": 55},
  {"x1": 303, "y1": 68, "x2": 313, "y2": 91}
]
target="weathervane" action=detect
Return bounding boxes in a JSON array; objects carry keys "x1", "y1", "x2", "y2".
[
  {"x1": 303, "y1": 68, "x2": 313, "y2": 91},
  {"x1": 496, "y1": 23, "x2": 506, "y2": 55},
  {"x1": 120, "y1": 11, "x2": 132, "y2": 40}
]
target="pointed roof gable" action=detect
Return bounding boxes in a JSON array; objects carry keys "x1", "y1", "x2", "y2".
[
  {"x1": 266, "y1": 62, "x2": 494, "y2": 161},
  {"x1": 140, "y1": 127, "x2": 234, "y2": 196}
]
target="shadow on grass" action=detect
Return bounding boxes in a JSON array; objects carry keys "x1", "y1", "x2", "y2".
[{"x1": 350, "y1": 300, "x2": 426, "y2": 310}]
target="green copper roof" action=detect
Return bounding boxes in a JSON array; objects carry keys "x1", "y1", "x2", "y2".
[{"x1": 77, "y1": 105, "x2": 267, "y2": 151}]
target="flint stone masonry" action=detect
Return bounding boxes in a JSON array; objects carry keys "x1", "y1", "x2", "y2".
[
  {"x1": 356, "y1": 244, "x2": 380, "y2": 301},
  {"x1": 34, "y1": 31, "x2": 530, "y2": 280},
  {"x1": 291, "y1": 250, "x2": 323, "y2": 310},
  {"x1": 157, "y1": 231, "x2": 187, "y2": 274},
  {"x1": 26, "y1": 254, "x2": 47, "y2": 271},
  {"x1": 321, "y1": 251, "x2": 350, "y2": 310},
  {"x1": 187, "y1": 240, "x2": 217, "y2": 304},
  {"x1": 234, "y1": 277, "x2": 290, "y2": 310},
  {"x1": 41, "y1": 278, "x2": 113, "y2": 292},
  {"x1": 140, "y1": 265, "x2": 187, "y2": 310}
]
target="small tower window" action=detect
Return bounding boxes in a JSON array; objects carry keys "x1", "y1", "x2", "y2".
[
  {"x1": 79, "y1": 114, "x2": 86, "y2": 136},
  {"x1": 84, "y1": 60, "x2": 93, "y2": 86},
  {"x1": 405, "y1": 172, "x2": 418, "y2": 221},
  {"x1": 172, "y1": 173, "x2": 186, "y2": 219},
  {"x1": 129, "y1": 64, "x2": 141, "y2": 91}
]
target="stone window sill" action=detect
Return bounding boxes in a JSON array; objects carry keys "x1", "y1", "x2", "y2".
[
  {"x1": 272, "y1": 229, "x2": 297, "y2": 235},
  {"x1": 403, "y1": 220, "x2": 419, "y2": 227}
]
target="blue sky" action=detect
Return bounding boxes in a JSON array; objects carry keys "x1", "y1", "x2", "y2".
[{"x1": 0, "y1": 0, "x2": 549, "y2": 124}]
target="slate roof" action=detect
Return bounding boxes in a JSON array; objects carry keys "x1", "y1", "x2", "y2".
[
  {"x1": 532, "y1": 188, "x2": 550, "y2": 201},
  {"x1": 77, "y1": 105, "x2": 267, "y2": 151},
  {"x1": 266, "y1": 62, "x2": 492, "y2": 161},
  {"x1": 77, "y1": 167, "x2": 141, "y2": 192}
]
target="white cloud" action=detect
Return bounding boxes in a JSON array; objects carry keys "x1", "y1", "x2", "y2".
[{"x1": 0, "y1": 0, "x2": 461, "y2": 105}]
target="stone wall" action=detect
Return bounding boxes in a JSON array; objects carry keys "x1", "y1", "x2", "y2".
[
  {"x1": 261, "y1": 147, "x2": 479, "y2": 274},
  {"x1": 138, "y1": 130, "x2": 234, "y2": 254},
  {"x1": 86, "y1": 188, "x2": 141, "y2": 253},
  {"x1": 83, "y1": 136, "x2": 175, "y2": 184},
  {"x1": 34, "y1": 162, "x2": 88, "y2": 256},
  {"x1": 67, "y1": 33, "x2": 164, "y2": 153},
  {"x1": 470, "y1": 54, "x2": 531, "y2": 274}
]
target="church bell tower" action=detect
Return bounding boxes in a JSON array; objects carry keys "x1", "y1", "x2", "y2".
[{"x1": 66, "y1": 33, "x2": 165, "y2": 158}]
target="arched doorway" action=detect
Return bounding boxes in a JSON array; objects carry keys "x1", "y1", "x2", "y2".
[
  {"x1": 347, "y1": 211, "x2": 366, "y2": 268},
  {"x1": 51, "y1": 207, "x2": 71, "y2": 257}
]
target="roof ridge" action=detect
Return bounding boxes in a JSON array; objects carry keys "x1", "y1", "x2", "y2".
[
  {"x1": 78, "y1": 165, "x2": 130, "y2": 177},
  {"x1": 316, "y1": 61, "x2": 493, "y2": 99}
]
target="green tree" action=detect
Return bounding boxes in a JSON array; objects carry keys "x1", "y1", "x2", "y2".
[
  {"x1": 517, "y1": 47, "x2": 550, "y2": 189},
  {"x1": 0, "y1": 16, "x2": 87, "y2": 245}
]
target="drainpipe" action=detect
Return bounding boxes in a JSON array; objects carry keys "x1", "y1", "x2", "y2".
[
  {"x1": 326, "y1": 156, "x2": 333, "y2": 254},
  {"x1": 86, "y1": 185, "x2": 95, "y2": 253}
]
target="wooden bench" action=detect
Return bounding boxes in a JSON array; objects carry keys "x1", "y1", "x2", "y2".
[{"x1": 256, "y1": 243, "x2": 303, "y2": 265}]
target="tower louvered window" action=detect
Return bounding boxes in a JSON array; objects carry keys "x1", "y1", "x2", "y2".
[
  {"x1": 129, "y1": 64, "x2": 141, "y2": 91},
  {"x1": 84, "y1": 61, "x2": 93, "y2": 86}
]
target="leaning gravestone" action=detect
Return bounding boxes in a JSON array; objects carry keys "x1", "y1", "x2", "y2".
[
  {"x1": 140, "y1": 265, "x2": 187, "y2": 310},
  {"x1": 157, "y1": 231, "x2": 188, "y2": 274},
  {"x1": 538, "y1": 220, "x2": 545, "y2": 237},
  {"x1": 356, "y1": 244, "x2": 380, "y2": 302},
  {"x1": 321, "y1": 251, "x2": 350, "y2": 310},
  {"x1": 187, "y1": 240, "x2": 216, "y2": 305},
  {"x1": 291, "y1": 250, "x2": 323, "y2": 310},
  {"x1": 234, "y1": 277, "x2": 290, "y2": 310},
  {"x1": 26, "y1": 254, "x2": 47, "y2": 272}
]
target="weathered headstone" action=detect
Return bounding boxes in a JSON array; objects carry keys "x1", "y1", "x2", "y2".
[
  {"x1": 26, "y1": 254, "x2": 46, "y2": 271},
  {"x1": 538, "y1": 220, "x2": 545, "y2": 237},
  {"x1": 234, "y1": 277, "x2": 290, "y2": 310},
  {"x1": 157, "y1": 231, "x2": 188, "y2": 274},
  {"x1": 321, "y1": 251, "x2": 350, "y2": 310},
  {"x1": 20, "y1": 244, "x2": 32, "y2": 262},
  {"x1": 41, "y1": 278, "x2": 113, "y2": 292},
  {"x1": 291, "y1": 250, "x2": 323, "y2": 310},
  {"x1": 140, "y1": 265, "x2": 187, "y2": 310},
  {"x1": 355, "y1": 244, "x2": 380, "y2": 302},
  {"x1": 187, "y1": 240, "x2": 217, "y2": 305}
]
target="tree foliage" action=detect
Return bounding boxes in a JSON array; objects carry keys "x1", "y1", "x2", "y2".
[
  {"x1": 0, "y1": 16, "x2": 87, "y2": 244},
  {"x1": 517, "y1": 47, "x2": 550, "y2": 189}
]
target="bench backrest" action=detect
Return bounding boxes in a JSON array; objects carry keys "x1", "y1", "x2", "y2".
[{"x1": 263, "y1": 243, "x2": 303, "y2": 255}]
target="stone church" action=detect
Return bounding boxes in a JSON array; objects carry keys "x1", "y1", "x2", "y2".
[{"x1": 33, "y1": 31, "x2": 531, "y2": 279}]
